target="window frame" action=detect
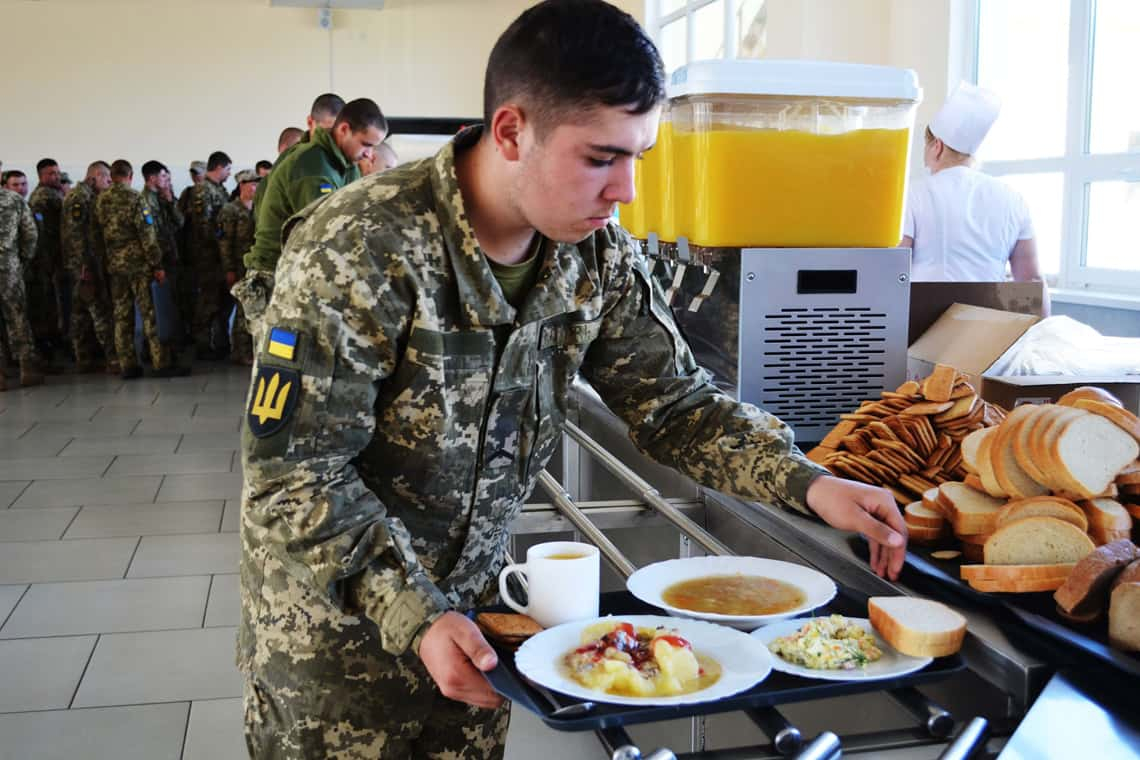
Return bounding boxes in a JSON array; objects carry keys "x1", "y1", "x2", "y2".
[
  {"x1": 647, "y1": 0, "x2": 737, "y2": 73},
  {"x1": 969, "y1": 0, "x2": 1140, "y2": 293}
]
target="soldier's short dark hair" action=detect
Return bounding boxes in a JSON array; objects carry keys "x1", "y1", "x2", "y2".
[
  {"x1": 277, "y1": 127, "x2": 304, "y2": 153},
  {"x1": 36, "y1": 158, "x2": 59, "y2": 174},
  {"x1": 334, "y1": 98, "x2": 387, "y2": 135},
  {"x1": 483, "y1": 0, "x2": 665, "y2": 136},
  {"x1": 256, "y1": 159, "x2": 273, "y2": 173},
  {"x1": 207, "y1": 152, "x2": 232, "y2": 171},
  {"x1": 110, "y1": 160, "x2": 132, "y2": 179},
  {"x1": 2, "y1": 170, "x2": 26, "y2": 183},
  {"x1": 90, "y1": 160, "x2": 111, "y2": 171},
  {"x1": 310, "y1": 93, "x2": 346, "y2": 122},
  {"x1": 141, "y1": 161, "x2": 169, "y2": 180}
]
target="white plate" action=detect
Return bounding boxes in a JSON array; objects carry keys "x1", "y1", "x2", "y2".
[
  {"x1": 626, "y1": 556, "x2": 838, "y2": 630},
  {"x1": 514, "y1": 614, "x2": 773, "y2": 706},
  {"x1": 750, "y1": 617, "x2": 933, "y2": 681}
]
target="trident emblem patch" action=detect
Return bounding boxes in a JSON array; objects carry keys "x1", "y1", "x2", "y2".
[{"x1": 247, "y1": 366, "x2": 301, "y2": 438}]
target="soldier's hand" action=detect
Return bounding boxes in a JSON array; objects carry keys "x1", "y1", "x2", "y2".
[
  {"x1": 806, "y1": 475, "x2": 907, "y2": 581},
  {"x1": 154, "y1": 269, "x2": 166, "y2": 285},
  {"x1": 226, "y1": 271, "x2": 237, "y2": 288},
  {"x1": 418, "y1": 611, "x2": 504, "y2": 709}
]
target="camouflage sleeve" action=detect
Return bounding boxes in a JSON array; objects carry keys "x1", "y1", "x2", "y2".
[
  {"x1": 61, "y1": 197, "x2": 83, "y2": 274},
  {"x1": 192, "y1": 186, "x2": 214, "y2": 242},
  {"x1": 18, "y1": 201, "x2": 38, "y2": 263},
  {"x1": 242, "y1": 233, "x2": 450, "y2": 656},
  {"x1": 134, "y1": 196, "x2": 163, "y2": 270},
  {"x1": 166, "y1": 196, "x2": 185, "y2": 231},
  {"x1": 580, "y1": 228, "x2": 830, "y2": 515},
  {"x1": 218, "y1": 207, "x2": 236, "y2": 272}
]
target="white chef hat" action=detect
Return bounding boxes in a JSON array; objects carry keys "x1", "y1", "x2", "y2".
[{"x1": 929, "y1": 82, "x2": 1002, "y2": 156}]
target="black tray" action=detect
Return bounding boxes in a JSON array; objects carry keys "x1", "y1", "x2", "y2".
[
  {"x1": 471, "y1": 587, "x2": 965, "y2": 732},
  {"x1": 849, "y1": 536, "x2": 1140, "y2": 680}
]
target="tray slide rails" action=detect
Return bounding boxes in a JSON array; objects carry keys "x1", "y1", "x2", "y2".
[{"x1": 495, "y1": 422, "x2": 993, "y2": 758}]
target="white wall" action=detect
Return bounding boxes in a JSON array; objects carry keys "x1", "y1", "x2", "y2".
[{"x1": 0, "y1": 0, "x2": 643, "y2": 193}]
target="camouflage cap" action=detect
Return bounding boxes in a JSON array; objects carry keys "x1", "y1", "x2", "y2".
[
  {"x1": 190, "y1": 160, "x2": 206, "y2": 175},
  {"x1": 235, "y1": 169, "x2": 260, "y2": 184},
  {"x1": 59, "y1": 172, "x2": 72, "y2": 183}
]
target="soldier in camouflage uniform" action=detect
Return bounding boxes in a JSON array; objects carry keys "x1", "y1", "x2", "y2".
[
  {"x1": 0, "y1": 187, "x2": 45, "y2": 390},
  {"x1": 174, "y1": 161, "x2": 205, "y2": 344},
  {"x1": 93, "y1": 160, "x2": 188, "y2": 379},
  {"x1": 190, "y1": 152, "x2": 232, "y2": 359},
  {"x1": 142, "y1": 161, "x2": 186, "y2": 352},
  {"x1": 239, "y1": 3, "x2": 907, "y2": 758},
  {"x1": 219, "y1": 170, "x2": 258, "y2": 365},
  {"x1": 62, "y1": 161, "x2": 118, "y2": 373},
  {"x1": 28, "y1": 159, "x2": 66, "y2": 356}
]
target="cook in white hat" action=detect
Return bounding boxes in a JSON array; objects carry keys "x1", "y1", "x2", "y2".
[{"x1": 901, "y1": 82, "x2": 1049, "y2": 313}]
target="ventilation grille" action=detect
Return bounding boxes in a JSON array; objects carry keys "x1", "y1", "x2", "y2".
[{"x1": 758, "y1": 306, "x2": 888, "y2": 429}]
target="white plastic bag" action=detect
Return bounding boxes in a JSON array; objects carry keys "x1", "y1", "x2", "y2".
[{"x1": 986, "y1": 316, "x2": 1140, "y2": 377}]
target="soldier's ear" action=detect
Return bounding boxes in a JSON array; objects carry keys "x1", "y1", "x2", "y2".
[{"x1": 491, "y1": 104, "x2": 524, "y2": 162}]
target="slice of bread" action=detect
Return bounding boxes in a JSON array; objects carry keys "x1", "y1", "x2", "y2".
[
  {"x1": 868, "y1": 596, "x2": 967, "y2": 657},
  {"x1": 1052, "y1": 539, "x2": 1139, "y2": 614},
  {"x1": 991, "y1": 405, "x2": 1050, "y2": 499},
  {"x1": 963, "y1": 473, "x2": 986, "y2": 492},
  {"x1": 1111, "y1": 559, "x2": 1140, "y2": 590},
  {"x1": 908, "y1": 523, "x2": 947, "y2": 544},
  {"x1": 1108, "y1": 582, "x2": 1140, "y2": 651},
  {"x1": 939, "y1": 481, "x2": 1005, "y2": 535},
  {"x1": 920, "y1": 364, "x2": 957, "y2": 403},
  {"x1": 967, "y1": 575, "x2": 1068, "y2": 593},
  {"x1": 905, "y1": 502, "x2": 946, "y2": 530},
  {"x1": 1057, "y1": 386, "x2": 1123, "y2": 409},
  {"x1": 1057, "y1": 603, "x2": 1102, "y2": 625},
  {"x1": 1046, "y1": 413, "x2": 1140, "y2": 499},
  {"x1": 960, "y1": 563, "x2": 1075, "y2": 581},
  {"x1": 975, "y1": 430, "x2": 1010, "y2": 499},
  {"x1": 983, "y1": 517, "x2": 1096, "y2": 565},
  {"x1": 1011, "y1": 404, "x2": 1054, "y2": 488},
  {"x1": 1078, "y1": 499, "x2": 1132, "y2": 531},
  {"x1": 959, "y1": 427, "x2": 989, "y2": 476},
  {"x1": 1072, "y1": 399, "x2": 1140, "y2": 445},
  {"x1": 1091, "y1": 526, "x2": 1133, "y2": 546},
  {"x1": 474, "y1": 612, "x2": 544, "y2": 645},
  {"x1": 921, "y1": 487, "x2": 944, "y2": 515},
  {"x1": 995, "y1": 496, "x2": 1087, "y2": 532}
]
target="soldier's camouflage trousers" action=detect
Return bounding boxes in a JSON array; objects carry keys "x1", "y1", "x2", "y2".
[
  {"x1": 110, "y1": 271, "x2": 170, "y2": 371},
  {"x1": 0, "y1": 269, "x2": 37, "y2": 364},
  {"x1": 193, "y1": 253, "x2": 229, "y2": 354},
  {"x1": 70, "y1": 279, "x2": 116, "y2": 367},
  {"x1": 242, "y1": 657, "x2": 510, "y2": 759}
]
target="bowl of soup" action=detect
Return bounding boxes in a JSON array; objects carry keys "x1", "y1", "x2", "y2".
[{"x1": 627, "y1": 557, "x2": 837, "y2": 629}]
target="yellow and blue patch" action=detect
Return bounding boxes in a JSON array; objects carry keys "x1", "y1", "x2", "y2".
[
  {"x1": 247, "y1": 365, "x2": 300, "y2": 438},
  {"x1": 318, "y1": 183, "x2": 334, "y2": 194},
  {"x1": 267, "y1": 327, "x2": 297, "y2": 361},
  {"x1": 142, "y1": 208, "x2": 154, "y2": 225}
]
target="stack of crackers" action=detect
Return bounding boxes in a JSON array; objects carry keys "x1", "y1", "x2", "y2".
[
  {"x1": 807, "y1": 363, "x2": 1007, "y2": 505},
  {"x1": 475, "y1": 612, "x2": 544, "y2": 648}
]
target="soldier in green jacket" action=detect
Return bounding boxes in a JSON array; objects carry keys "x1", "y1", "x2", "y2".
[
  {"x1": 61, "y1": 161, "x2": 117, "y2": 373},
  {"x1": 233, "y1": 98, "x2": 384, "y2": 341},
  {"x1": 93, "y1": 160, "x2": 189, "y2": 379},
  {"x1": 174, "y1": 160, "x2": 205, "y2": 346},
  {"x1": 28, "y1": 158, "x2": 65, "y2": 356},
  {"x1": 219, "y1": 170, "x2": 258, "y2": 364},
  {"x1": 190, "y1": 152, "x2": 232, "y2": 359},
  {"x1": 238, "y1": 3, "x2": 907, "y2": 758}
]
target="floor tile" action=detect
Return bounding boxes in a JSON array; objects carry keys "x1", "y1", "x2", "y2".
[
  {"x1": 0, "y1": 481, "x2": 31, "y2": 508},
  {"x1": 157, "y1": 472, "x2": 243, "y2": 502},
  {"x1": 0, "y1": 421, "x2": 35, "y2": 440},
  {"x1": 64, "y1": 500, "x2": 224, "y2": 539},
  {"x1": 93, "y1": 402, "x2": 198, "y2": 420},
  {"x1": 0, "y1": 585, "x2": 26, "y2": 625},
  {"x1": 26, "y1": 418, "x2": 142, "y2": 436},
  {"x1": 220, "y1": 499, "x2": 240, "y2": 532},
  {"x1": 204, "y1": 574, "x2": 240, "y2": 628},
  {"x1": 0, "y1": 703, "x2": 188, "y2": 760},
  {"x1": 0, "y1": 405, "x2": 103, "y2": 423},
  {"x1": 12, "y1": 476, "x2": 162, "y2": 509},
  {"x1": 0, "y1": 507, "x2": 78, "y2": 542},
  {"x1": 0, "y1": 435, "x2": 74, "y2": 459},
  {"x1": 0, "y1": 455, "x2": 113, "y2": 481},
  {"x1": 184, "y1": 698, "x2": 246, "y2": 760},
  {"x1": 176, "y1": 432, "x2": 239, "y2": 453},
  {"x1": 106, "y1": 452, "x2": 234, "y2": 477},
  {"x1": 0, "y1": 635, "x2": 96, "y2": 712},
  {"x1": 128, "y1": 533, "x2": 240, "y2": 578},
  {"x1": 58, "y1": 434, "x2": 181, "y2": 457},
  {"x1": 72, "y1": 626, "x2": 242, "y2": 707},
  {"x1": 1, "y1": 576, "x2": 210, "y2": 638},
  {"x1": 0, "y1": 537, "x2": 138, "y2": 584},
  {"x1": 193, "y1": 402, "x2": 245, "y2": 418},
  {"x1": 135, "y1": 416, "x2": 241, "y2": 435},
  {"x1": 54, "y1": 391, "x2": 156, "y2": 407}
]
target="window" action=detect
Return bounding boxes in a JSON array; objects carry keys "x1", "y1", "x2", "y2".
[
  {"x1": 971, "y1": 0, "x2": 1140, "y2": 293},
  {"x1": 649, "y1": 0, "x2": 768, "y2": 76}
]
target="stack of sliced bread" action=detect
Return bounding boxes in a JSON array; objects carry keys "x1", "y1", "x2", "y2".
[
  {"x1": 808, "y1": 363, "x2": 1007, "y2": 504},
  {"x1": 1052, "y1": 540, "x2": 1140, "y2": 651}
]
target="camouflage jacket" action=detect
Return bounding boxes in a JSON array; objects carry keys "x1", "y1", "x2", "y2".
[
  {"x1": 28, "y1": 184, "x2": 64, "y2": 276},
  {"x1": 142, "y1": 188, "x2": 184, "y2": 268},
  {"x1": 62, "y1": 181, "x2": 98, "y2": 276},
  {"x1": 238, "y1": 128, "x2": 826, "y2": 681},
  {"x1": 218, "y1": 199, "x2": 254, "y2": 275},
  {"x1": 0, "y1": 188, "x2": 38, "y2": 275},
  {"x1": 93, "y1": 183, "x2": 162, "y2": 275},
  {"x1": 191, "y1": 177, "x2": 229, "y2": 261}
]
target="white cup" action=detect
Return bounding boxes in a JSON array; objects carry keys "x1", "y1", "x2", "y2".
[{"x1": 498, "y1": 541, "x2": 600, "y2": 628}]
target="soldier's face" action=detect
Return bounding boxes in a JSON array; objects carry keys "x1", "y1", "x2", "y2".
[
  {"x1": 5, "y1": 176, "x2": 28, "y2": 197},
  {"x1": 93, "y1": 169, "x2": 112, "y2": 192},
  {"x1": 240, "y1": 181, "x2": 258, "y2": 202},
  {"x1": 337, "y1": 125, "x2": 386, "y2": 164},
  {"x1": 39, "y1": 165, "x2": 62, "y2": 188},
  {"x1": 514, "y1": 105, "x2": 660, "y2": 244}
]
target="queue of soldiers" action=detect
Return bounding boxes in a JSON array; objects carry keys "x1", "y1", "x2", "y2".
[{"x1": 0, "y1": 92, "x2": 396, "y2": 391}]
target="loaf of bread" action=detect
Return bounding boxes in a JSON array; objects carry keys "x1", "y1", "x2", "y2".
[
  {"x1": 983, "y1": 517, "x2": 1096, "y2": 565},
  {"x1": 995, "y1": 496, "x2": 1087, "y2": 532},
  {"x1": 868, "y1": 596, "x2": 967, "y2": 657},
  {"x1": 1052, "y1": 539, "x2": 1140, "y2": 615},
  {"x1": 1044, "y1": 412, "x2": 1139, "y2": 498},
  {"x1": 1108, "y1": 582, "x2": 1140, "y2": 651}
]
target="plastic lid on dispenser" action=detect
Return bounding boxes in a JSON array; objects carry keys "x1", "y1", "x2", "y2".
[{"x1": 670, "y1": 59, "x2": 922, "y2": 103}]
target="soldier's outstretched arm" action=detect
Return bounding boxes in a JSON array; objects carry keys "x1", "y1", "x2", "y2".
[
  {"x1": 241, "y1": 236, "x2": 451, "y2": 657},
  {"x1": 580, "y1": 229, "x2": 906, "y2": 577}
]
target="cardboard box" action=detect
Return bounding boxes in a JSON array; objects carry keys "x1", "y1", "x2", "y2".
[
  {"x1": 908, "y1": 281, "x2": 1045, "y2": 345},
  {"x1": 908, "y1": 302, "x2": 1140, "y2": 413}
]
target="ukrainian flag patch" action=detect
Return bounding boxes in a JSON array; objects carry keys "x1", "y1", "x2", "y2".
[
  {"x1": 318, "y1": 183, "x2": 333, "y2": 194},
  {"x1": 267, "y1": 327, "x2": 297, "y2": 360}
]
